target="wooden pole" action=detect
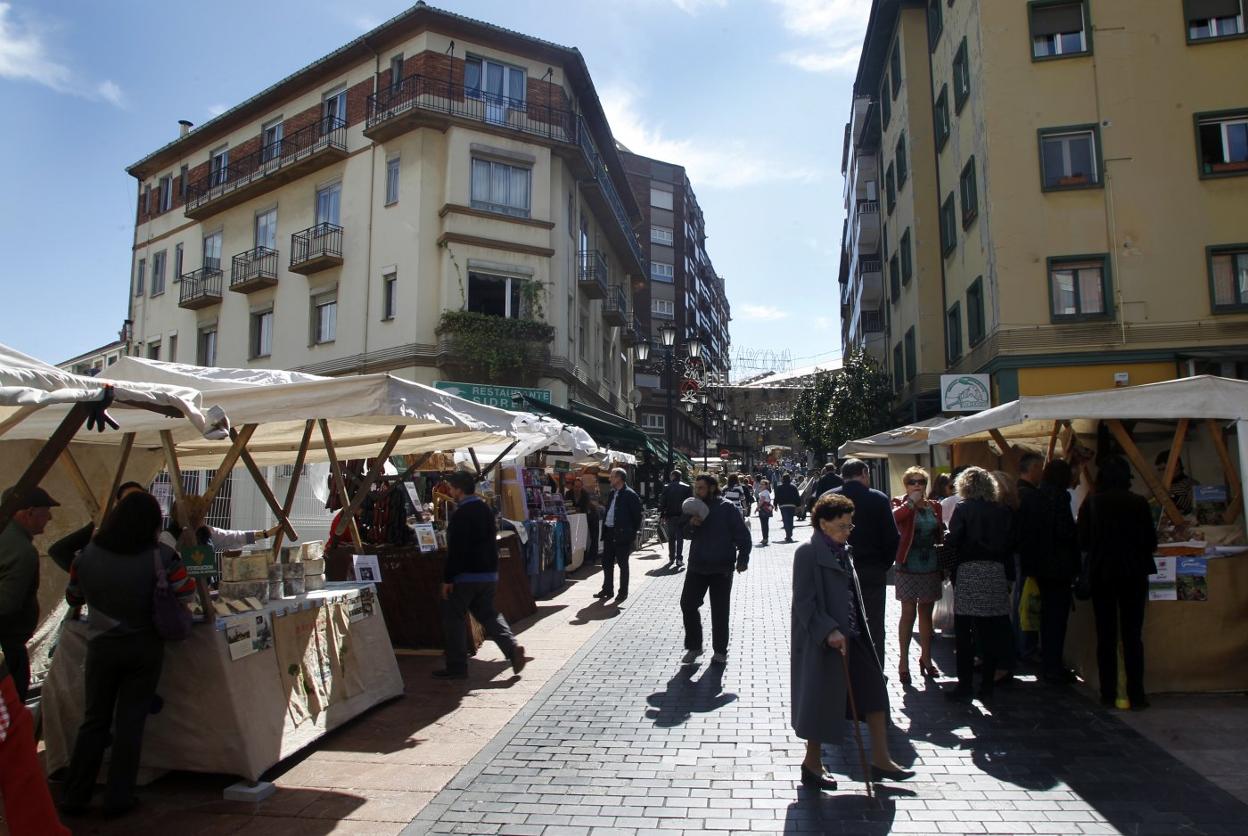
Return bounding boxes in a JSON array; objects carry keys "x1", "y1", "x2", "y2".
[
  {"x1": 271, "y1": 420, "x2": 315, "y2": 557},
  {"x1": 319, "y1": 420, "x2": 363, "y2": 549},
  {"x1": 1105, "y1": 419, "x2": 1185, "y2": 526},
  {"x1": 159, "y1": 430, "x2": 186, "y2": 501},
  {"x1": 1045, "y1": 421, "x2": 1062, "y2": 463},
  {"x1": 1162, "y1": 419, "x2": 1190, "y2": 490},
  {"x1": 202, "y1": 424, "x2": 256, "y2": 506},
  {"x1": 468, "y1": 446, "x2": 483, "y2": 477},
  {"x1": 58, "y1": 447, "x2": 101, "y2": 519},
  {"x1": 1205, "y1": 420, "x2": 1242, "y2": 524},
  {"x1": 98, "y1": 432, "x2": 136, "y2": 524},
  {"x1": 232, "y1": 428, "x2": 298, "y2": 542},
  {"x1": 333, "y1": 425, "x2": 406, "y2": 536},
  {"x1": 988, "y1": 428, "x2": 1019, "y2": 472},
  {"x1": 0, "y1": 402, "x2": 92, "y2": 532},
  {"x1": 480, "y1": 440, "x2": 520, "y2": 480}
]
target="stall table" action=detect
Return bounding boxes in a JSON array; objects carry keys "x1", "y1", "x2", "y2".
[{"x1": 42, "y1": 582, "x2": 402, "y2": 783}]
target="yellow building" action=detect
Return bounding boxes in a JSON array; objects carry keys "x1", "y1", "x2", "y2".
[
  {"x1": 841, "y1": 0, "x2": 1248, "y2": 414},
  {"x1": 125, "y1": 3, "x2": 645, "y2": 416}
]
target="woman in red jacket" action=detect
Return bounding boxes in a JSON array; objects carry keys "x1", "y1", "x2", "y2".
[{"x1": 891, "y1": 467, "x2": 945, "y2": 686}]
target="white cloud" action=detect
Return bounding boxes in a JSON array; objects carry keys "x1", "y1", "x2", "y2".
[
  {"x1": 600, "y1": 86, "x2": 822, "y2": 189},
  {"x1": 0, "y1": 3, "x2": 124, "y2": 106},
  {"x1": 768, "y1": 0, "x2": 870, "y2": 75},
  {"x1": 669, "y1": 0, "x2": 728, "y2": 13},
  {"x1": 741, "y1": 304, "x2": 790, "y2": 321},
  {"x1": 207, "y1": 103, "x2": 228, "y2": 117}
]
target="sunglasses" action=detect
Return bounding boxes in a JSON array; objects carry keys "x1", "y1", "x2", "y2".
[{"x1": 905, "y1": 479, "x2": 928, "y2": 486}]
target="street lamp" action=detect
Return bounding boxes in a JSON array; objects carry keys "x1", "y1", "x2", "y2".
[{"x1": 634, "y1": 326, "x2": 700, "y2": 480}]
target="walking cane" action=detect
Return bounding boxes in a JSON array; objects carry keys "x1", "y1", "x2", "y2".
[{"x1": 841, "y1": 649, "x2": 875, "y2": 800}]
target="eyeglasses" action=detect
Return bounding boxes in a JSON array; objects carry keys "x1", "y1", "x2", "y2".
[
  {"x1": 905, "y1": 479, "x2": 928, "y2": 486},
  {"x1": 830, "y1": 523, "x2": 855, "y2": 532}
]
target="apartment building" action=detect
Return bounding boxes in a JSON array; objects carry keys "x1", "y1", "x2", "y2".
[
  {"x1": 125, "y1": 2, "x2": 646, "y2": 417},
  {"x1": 620, "y1": 150, "x2": 732, "y2": 455},
  {"x1": 841, "y1": 0, "x2": 1248, "y2": 417}
]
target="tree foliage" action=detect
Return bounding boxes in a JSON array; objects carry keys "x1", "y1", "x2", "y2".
[{"x1": 792, "y1": 347, "x2": 895, "y2": 459}]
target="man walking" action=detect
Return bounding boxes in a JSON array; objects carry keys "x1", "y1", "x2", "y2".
[
  {"x1": 815, "y1": 462, "x2": 843, "y2": 497},
  {"x1": 774, "y1": 473, "x2": 802, "y2": 543},
  {"x1": 659, "y1": 470, "x2": 693, "y2": 568},
  {"x1": 598, "y1": 468, "x2": 642, "y2": 603},
  {"x1": 0, "y1": 485, "x2": 59, "y2": 703},
  {"x1": 832, "y1": 460, "x2": 900, "y2": 668},
  {"x1": 682, "y1": 475, "x2": 751, "y2": 666},
  {"x1": 435, "y1": 472, "x2": 527, "y2": 680}
]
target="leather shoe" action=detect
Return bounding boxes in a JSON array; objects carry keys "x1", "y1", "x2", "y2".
[
  {"x1": 594, "y1": 589, "x2": 613, "y2": 599},
  {"x1": 511, "y1": 646, "x2": 528, "y2": 675},
  {"x1": 800, "y1": 765, "x2": 838, "y2": 790},
  {"x1": 614, "y1": 592, "x2": 628, "y2": 604},
  {"x1": 869, "y1": 765, "x2": 915, "y2": 783}
]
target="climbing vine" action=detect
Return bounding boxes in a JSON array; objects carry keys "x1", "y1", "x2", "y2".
[{"x1": 436, "y1": 310, "x2": 555, "y2": 385}]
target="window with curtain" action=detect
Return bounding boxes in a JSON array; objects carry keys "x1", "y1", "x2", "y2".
[
  {"x1": 1210, "y1": 247, "x2": 1248, "y2": 311},
  {"x1": 468, "y1": 271, "x2": 523, "y2": 319},
  {"x1": 251, "y1": 309, "x2": 273, "y2": 358},
  {"x1": 313, "y1": 294, "x2": 337, "y2": 343},
  {"x1": 1049, "y1": 257, "x2": 1109, "y2": 319},
  {"x1": 385, "y1": 157, "x2": 400, "y2": 205},
  {"x1": 151, "y1": 250, "x2": 166, "y2": 296},
  {"x1": 471, "y1": 158, "x2": 531, "y2": 217}
]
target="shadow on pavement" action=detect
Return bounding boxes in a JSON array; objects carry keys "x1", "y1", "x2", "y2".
[
  {"x1": 568, "y1": 599, "x2": 622, "y2": 626},
  {"x1": 644, "y1": 663, "x2": 737, "y2": 728},
  {"x1": 782, "y1": 783, "x2": 914, "y2": 834}
]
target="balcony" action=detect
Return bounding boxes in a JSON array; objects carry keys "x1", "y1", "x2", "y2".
[
  {"x1": 230, "y1": 246, "x2": 278, "y2": 293},
  {"x1": 853, "y1": 199, "x2": 880, "y2": 252},
  {"x1": 858, "y1": 257, "x2": 884, "y2": 308},
  {"x1": 289, "y1": 223, "x2": 343, "y2": 274},
  {"x1": 178, "y1": 266, "x2": 224, "y2": 310},
  {"x1": 622, "y1": 315, "x2": 643, "y2": 346},
  {"x1": 603, "y1": 284, "x2": 628, "y2": 327},
  {"x1": 862, "y1": 308, "x2": 885, "y2": 334},
  {"x1": 184, "y1": 116, "x2": 347, "y2": 220},
  {"x1": 577, "y1": 250, "x2": 608, "y2": 299}
]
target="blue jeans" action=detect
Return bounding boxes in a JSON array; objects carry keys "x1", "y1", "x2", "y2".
[{"x1": 779, "y1": 506, "x2": 796, "y2": 540}]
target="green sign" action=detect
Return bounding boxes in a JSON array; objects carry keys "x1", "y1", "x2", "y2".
[
  {"x1": 181, "y1": 545, "x2": 217, "y2": 578},
  {"x1": 435, "y1": 381, "x2": 552, "y2": 410}
]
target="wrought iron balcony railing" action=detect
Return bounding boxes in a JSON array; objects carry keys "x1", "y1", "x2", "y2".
[
  {"x1": 230, "y1": 246, "x2": 279, "y2": 293},
  {"x1": 178, "y1": 266, "x2": 224, "y2": 309},
  {"x1": 289, "y1": 223, "x2": 344, "y2": 274},
  {"x1": 603, "y1": 284, "x2": 628, "y2": 327},
  {"x1": 577, "y1": 249, "x2": 608, "y2": 299}
]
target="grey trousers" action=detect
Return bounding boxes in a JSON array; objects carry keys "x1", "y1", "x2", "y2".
[{"x1": 441, "y1": 581, "x2": 518, "y2": 673}]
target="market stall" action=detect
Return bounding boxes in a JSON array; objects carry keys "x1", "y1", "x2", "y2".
[
  {"x1": 927, "y1": 375, "x2": 1248, "y2": 694},
  {"x1": 839, "y1": 417, "x2": 950, "y2": 496}
]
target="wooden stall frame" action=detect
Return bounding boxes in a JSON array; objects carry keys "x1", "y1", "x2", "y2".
[
  {"x1": 0, "y1": 402, "x2": 93, "y2": 531},
  {"x1": 1106, "y1": 419, "x2": 1185, "y2": 526},
  {"x1": 57, "y1": 447, "x2": 101, "y2": 520},
  {"x1": 319, "y1": 420, "x2": 364, "y2": 550},
  {"x1": 332, "y1": 425, "x2": 406, "y2": 537},
  {"x1": 271, "y1": 420, "x2": 315, "y2": 557},
  {"x1": 98, "y1": 432, "x2": 136, "y2": 524},
  {"x1": 1205, "y1": 419, "x2": 1243, "y2": 524}
]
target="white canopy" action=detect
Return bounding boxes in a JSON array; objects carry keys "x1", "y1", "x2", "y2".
[{"x1": 839, "y1": 417, "x2": 950, "y2": 459}]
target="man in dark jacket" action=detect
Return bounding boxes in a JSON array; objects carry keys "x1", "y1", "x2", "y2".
[
  {"x1": 815, "y1": 463, "x2": 843, "y2": 497},
  {"x1": 773, "y1": 473, "x2": 802, "y2": 542},
  {"x1": 1015, "y1": 453, "x2": 1047, "y2": 663},
  {"x1": 832, "y1": 459, "x2": 900, "y2": 667},
  {"x1": 0, "y1": 486, "x2": 59, "y2": 703},
  {"x1": 436, "y1": 471, "x2": 527, "y2": 680},
  {"x1": 598, "y1": 468, "x2": 642, "y2": 603},
  {"x1": 682, "y1": 475, "x2": 752, "y2": 665},
  {"x1": 658, "y1": 470, "x2": 693, "y2": 567}
]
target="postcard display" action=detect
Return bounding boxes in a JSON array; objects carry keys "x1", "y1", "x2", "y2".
[
  {"x1": 504, "y1": 466, "x2": 571, "y2": 597},
  {"x1": 41, "y1": 580, "x2": 402, "y2": 783}
]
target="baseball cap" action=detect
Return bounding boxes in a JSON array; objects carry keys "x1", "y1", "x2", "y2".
[{"x1": 2, "y1": 485, "x2": 61, "y2": 509}]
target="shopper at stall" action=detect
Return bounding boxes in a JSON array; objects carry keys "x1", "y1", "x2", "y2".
[
  {"x1": 1, "y1": 647, "x2": 71, "y2": 834},
  {"x1": 1036, "y1": 459, "x2": 1081, "y2": 684},
  {"x1": 60, "y1": 491, "x2": 196, "y2": 817},
  {"x1": 1078, "y1": 456, "x2": 1157, "y2": 710},
  {"x1": 992, "y1": 468, "x2": 1025, "y2": 684},
  {"x1": 0, "y1": 485, "x2": 59, "y2": 704},
  {"x1": 831, "y1": 459, "x2": 900, "y2": 668},
  {"x1": 774, "y1": 473, "x2": 802, "y2": 542},
  {"x1": 682, "y1": 475, "x2": 751, "y2": 666},
  {"x1": 47, "y1": 482, "x2": 148, "y2": 575},
  {"x1": 792, "y1": 492, "x2": 912, "y2": 790},
  {"x1": 162, "y1": 495, "x2": 281, "y2": 553},
  {"x1": 943, "y1": 467, "x2": 1016, "y2": 702},
  {"x1": 659, "y1": 470, "x2": 693, "y2": 568},
  {"x1": 597, "y1": 468, "x2": 642, "y2": 603},
  {"x1": 1015, "y1": 455, "x2": 1048, "y2": 667},
  {"x1": 756, "y1": 479, "x2": 774, "y2": 547},
  {"x1": 891, "y1": 467, "x2": 945, "y2": 686},
  {"x1": 435, "y1": 471, "x2": 527, "y2": 680}
]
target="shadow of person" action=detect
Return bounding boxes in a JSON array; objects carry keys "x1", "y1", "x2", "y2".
[
  {"x1": 783, "y1": 783, "x2": 915, "y2": 833},
  {"x1": 644, "y1": 664, "x2": 737, "y2": 728},
  {"x1": 646, "y1": 562, "x2": 684, "y2": 577},
  {"x1": 568, "y1": 600, "x2": 623, "y2": 626}
]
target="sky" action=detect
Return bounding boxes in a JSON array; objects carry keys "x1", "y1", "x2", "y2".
[{"x1": 0, "y1": 0, "x2": 867, "y2": 372}]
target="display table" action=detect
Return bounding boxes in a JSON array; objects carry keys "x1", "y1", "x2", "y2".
[
  {"x1": 42, "y1": 582, "x2": 403, "y2": 783},
  {"x1": 1067, "y1": 550, "x2": 1248, "y2": 693}
]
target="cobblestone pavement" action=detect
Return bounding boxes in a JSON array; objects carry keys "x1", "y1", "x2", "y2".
[{"x1": 404, "y1": 523, "x2": 1248, "y2": 836}]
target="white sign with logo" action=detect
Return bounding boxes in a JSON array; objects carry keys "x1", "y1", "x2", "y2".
[{"x1": 941, "y1": 374, "x2": 991, "y2": 413}]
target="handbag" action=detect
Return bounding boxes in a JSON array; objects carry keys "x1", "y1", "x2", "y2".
[{"x1": 152, "y1": 549, "x2": 193, "y2": 641}]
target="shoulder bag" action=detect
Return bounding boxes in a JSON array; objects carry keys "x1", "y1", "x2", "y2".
[{"x1": 153, "y1": 549, "x2": 193, "y2": 641}]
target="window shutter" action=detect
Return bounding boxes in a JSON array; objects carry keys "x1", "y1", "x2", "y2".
[
  {"x1": 1184, "y1": 0, "x2": 1241, "y2": 20},
  {"x1": 1032, "y1": 2, "x2": 1085, "y2": 36}
]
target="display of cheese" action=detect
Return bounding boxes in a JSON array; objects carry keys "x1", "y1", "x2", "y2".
[
  {"x1": 221, "y1": 552, "x2": 271, "y2": 582},
  {"x1": 267, "y1": 580, "x2": 284, "y2": 600},
  {"x1": 302, "y1": 558, "x2": 325, "y2": 575},
  {"x1": 281, "y1": 561, "x2": 305, "y2": 579},
  {"x1": 301, "y1": 540, "x2": 324, "y2": 563},
  {"x1": 219, "y1": 580, "x2": 270, "y2": 603},
  {"x1": 304, "y1": 573, "x2": 326, "y2": 591},
  {"x1": 283, "y1": 577, "x2": 306, "y2": 596}
]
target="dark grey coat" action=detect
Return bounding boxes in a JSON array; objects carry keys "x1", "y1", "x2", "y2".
[{"x1": 791, "y1": 531, "x2": 853, "y2": 744}]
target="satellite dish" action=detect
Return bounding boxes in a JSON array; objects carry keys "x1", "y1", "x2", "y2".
[{"x1": 628, "y1": 389, "x2": 643, "y2": 406}]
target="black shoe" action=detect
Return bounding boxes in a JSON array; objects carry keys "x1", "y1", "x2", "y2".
[
  {"x1": 432, "y1": 668, "x2": 468, "y2": 680},
  {"x1": 511, "y1": 646, "x2": 528, "y2": 675},
  {"x1": 869, "y1": 765, "x2": 915, "y2": 783},
  {"x1": 594, "y1": 589, "x2": 613, "y2": 599},
  {"x1": 945, "y1": 687, "x2": 974, "y2": 703},
  {"x1": 800, "y1": 765, "x2": 838, "y2": 791},
  {"x1": 614, "y1": 592, "x2": 628, "y2": 604},
  {"x1": 1130, "y1": 696, "x2": 1151, "y2": 711}
]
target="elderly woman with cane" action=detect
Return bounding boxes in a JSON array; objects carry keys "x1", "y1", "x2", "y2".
[{"x1": 792, "y1": 492, "x2": 913, "y2": 790}]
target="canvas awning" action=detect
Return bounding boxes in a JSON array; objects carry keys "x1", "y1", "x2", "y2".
[{"x1": 839, "y1": 417, "x2": 951, "y2": 459}]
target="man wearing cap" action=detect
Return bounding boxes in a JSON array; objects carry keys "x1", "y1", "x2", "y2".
[{"x1": 0, "y1": 485, "x2": 59, "y2": 703}]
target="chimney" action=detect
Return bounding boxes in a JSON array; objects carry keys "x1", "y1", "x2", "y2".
[{"x1": 178, "y1": 119, "x2": 193, "y2": 137}]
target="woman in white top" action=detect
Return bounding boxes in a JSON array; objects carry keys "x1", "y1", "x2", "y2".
[
  {"x1": 160, "y1": 496, "x2": 280, "y2": 553},
  {"x1": 756, "y1": 479, "x2": 774, "y2": 547}
]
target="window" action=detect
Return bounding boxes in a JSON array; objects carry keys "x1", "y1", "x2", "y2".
[
  {"x1": 928, "y1": 0, "x2": 944, "y2": 49},
  {"x1": 251, "y1": 309, "x2": 273, "y2": 358},
  {"x1": 651, "y1": 261, "x2": 675, "y2": 283},
  {"x1": 1196, "y1": 110, "x2": 1248, "y2": 177},
  {"x1": 134, "y1": 258, "x2": 145, "y2": 296},
  {"x1": 885, "y1": 163, "x2": 896, "y2": 214},
  {"x1": 158, "y1": 175, "x2": 172, "y2": 212},
  {"x1": 383, "y1": 272, "x2": 398, "y2": 320},
  {"x1": 465, "y1": 56, "x2": 526, "y2": 122},
  {"x1": 1209, "y1": 244, "x2": 1248, "y2": 311},
  {"x1": 641, "y1": 413, "x2": 666, "y2": 432},
  {"x1": 179, "y1": 164, "x2": 188, "y2": 201},
  {"x1": 468, "y1": 272, "x2": 523, "y2": 318},
  {"x1": 261, "y1": 118, "x2": 284, "y2": 163},
  {"x1": 316, "y1": 182, "x2": 341, "y2": 226},
  {"x1": 389, "y1": 53, "x2": 404, "y2": 91},
  {"x1": 144, "y1": 184, "x2": 151, "y2": 215},
  {"x1": 896, "y1": 133, "x2": 908, "y2": 188},
  {"x1": 203, "y1": 230, "x2": 222, "y2": 270},
  {"x1": 889, "y1": 45, "x2": 901, "y2": 98},
  {"x1": 940, "y1": 193, "x2": 957, "y2": 255},
  {"x1": 147, "y1": 340, "x2": 161, "y2": 361},
  {"x1": 904, "y1": 327, "x2": 917, "y2": 382},
  {"x1": 312, "y1": 293, "x2": 338, "y2": 342},
  {"x1": 650, "y1": 187, "x2": 674, "y2": 210},
  {"x1": 947, "y1": 303, "x2": 963, "y2": 363},
  {"x1": 151, "y1": 250, "x2": 166, "y2": 296},
  {"x1": 1186, "y1": 0, "x2": 1245, "y2": 41},
  {"x1": 967, "y1": 277, "x2": 986, "y2": 346},
  {"x1": 893, "y1": 343, "x2": 904, "y2": 393},
  {"x1": 960, "y1": 156, "x2": 979, "y2": 227},
  {"x1": 934, "y1": 84, "x2": 951, "y2": 150},
  {"x1": 881, "y1": 76, "x2": 892, "y2": 129},
  {"x1": 385, "y1": 156, "x2": 400, "y2": 205},
  {"x1": 198, "y1": 328, "x2": 217, "y2": 366},
  {"x1": 255, "y1": 208, "x2": 277, "y2": 250},
  {"x1": 653, "y1": 299, "x2": 675, "y2": 318},
  {"x1": 173, "y1": 243, "x2": 183, "y2": 282},
  {"x1": 322, "y1": 87, "x2": 347, "y2": 130},
  {"x1": 900, "y1": 228, "x2": 913, "y2": 283},
  {"x1": 1048, "y1": 255, "x2": 1111, "y2": 320},
  {"x1": 952, "y1": 38, "x2": 970, "y2": 113},
  {"x1": 210, "y1": 146, "x2": 229, "y2": 187},
  {"x1": 889, "y1": 254, "x2": 901, "y2": 302},
  {"x1": 470, "y1": 158, "x2": 531, "y2": 217},
  {"x1": 1030, "y1": 1, "x2": 1090, "y2": 58},
  {"x1": 167, "y1": 335, "x2": 177, "y2": 362},
  {"x1": 651, "y1": 226, "x2": 674, "y2": 246},
  {"x1": 1039, "y1": 125, "x2": 1101, "y2": 189}
]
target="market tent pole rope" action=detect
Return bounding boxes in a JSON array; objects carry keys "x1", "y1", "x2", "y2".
[
  {"x1": 333, "y1": 425, "x2": 405, "y2": 537},
  {"x1": 319, "y1": 419, "x2": 363, "y2": 550},
  {"x1": 1162, "y1": 418, "x2": 1190, "y2": 491},
  {"x1": 99, "y1": 432, "x2": 136, "y2": 525},
  {"x1": 271, "y1": 420, "x2": 314, "y2": 557},
  {"x1": 0, "y1": 405, "x2": 40, "y2": 439},
  {"x1": 231, "y1": 427, "x2": 298, "y2": 542},
  {"x1": 0, "y1": 402, "x2": 92, "y2": 532},
  {"x1": 1106, "y1": 420, "x2": 1185, "y2": 526},
  {"x1": 1205, "y1": 420, "x2": 1242, "y2": 525},
  {"x1": 57, "y1": 447, "x2": 101, "y2": 520},
  {"x1": 203, "y1": 424, "x2": 257, "y2": 506}
]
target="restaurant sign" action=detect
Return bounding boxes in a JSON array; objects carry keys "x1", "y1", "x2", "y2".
[{"x1": 434, "y1": 381, "x2": 552, "y2": 409}]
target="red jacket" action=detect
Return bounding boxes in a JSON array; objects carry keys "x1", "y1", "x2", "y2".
[{"x1": 891, "y1": 497, "x2": 945, "y2": 566}]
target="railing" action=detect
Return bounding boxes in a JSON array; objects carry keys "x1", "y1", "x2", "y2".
[
  {"x1": 185, "y1": 116, "x2": 347, "y2": 212},
  {"x1": 855, "y1": 198, "x2": 880, "y2": 216},
  {"x1": 858, "y1": 257, "x2": 882, "y2": 277},
  {"x1": 862, "y1": 309, "x2": 886, "y2": 333},
  {"x1": 179, "y1": 266, "x2": 223, "y2": 306},
  {"x1": 603, "y1": 284, "x2": 628, "y2": 321},
  {"x1": 577, "y1": 249, "x2": 608, "y2": 296},
  {"x1": 290, "y1": 222, "x2": 343, "y2": 269},
  {"x1": 575, "y1": 114, "x2": 646, "y2": 272},
  {"x1": 230, "y1": 246, "x2": 278, "y2": 288}
]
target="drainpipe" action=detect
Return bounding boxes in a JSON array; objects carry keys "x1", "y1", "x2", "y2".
[
  {"x1": 924, "y1": 12, "x2": 950, "y2": 403},
  {"x1": 361, "y1": 35, "x2": 380, "y2": 374},
  {"x1": 1089, "y1": 35, "x2": 1130, "y2": 346}
]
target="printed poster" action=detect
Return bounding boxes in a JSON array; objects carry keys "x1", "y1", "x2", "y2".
[
  {"x1": 225, "y1": 612, "x2": 274, "y2": 661},
  {"x1": 403, "y1": 481, "x2": 423, "y2": 512},
  {"x1": 272, "y1": 606, "x2": 321, "y2": 725},
  {"x1": 1148, "y1": 557, "x2": 1177, "y2": 601},
  {"x1": 414, "y1": 523, "x2": 438, "y2": 553},
  {"x1": 352, "y1": 553, "x2": 383, "y2": 583},
  {"x1": 345, "y1": 588, "x2": 376, "y2": 622},
  {"x1": 1176, "y1": 557, "x2": 1209, "y2": 602}
]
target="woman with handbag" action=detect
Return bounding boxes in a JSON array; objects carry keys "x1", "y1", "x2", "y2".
[
  {"x1": 756, "y1": 479, "x2": 774, "y2": 547},
  {"x1": 60, "y1": 492, "x2": 197, "y2": 817},
  {"x1": 890, "y1": 467, "x2": 945, "y2": 686}
]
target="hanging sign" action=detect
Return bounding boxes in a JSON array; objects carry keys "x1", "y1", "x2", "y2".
[
  {"x1": 434, "y1": 381, "x2": 551, "y2": 409},
  {"x1": 940, "y1": 374, "x2": 991, "y2": 412}
]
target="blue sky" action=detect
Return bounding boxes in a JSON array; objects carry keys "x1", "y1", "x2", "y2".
[{"x1": 0, "y1": 0, "x2": 866, "y2": 373}]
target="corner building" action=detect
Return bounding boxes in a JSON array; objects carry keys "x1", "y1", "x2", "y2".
[
  {"x1": 125, "y1": 2, "x2": 645, "y2": 416},
  {"x1": 841, "y1": 0, "x2": 1248, "y2": 416}
]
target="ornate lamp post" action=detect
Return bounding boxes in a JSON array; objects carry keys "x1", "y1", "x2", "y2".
[{"x1": 634, "y1": 325, "x2": 701, "y2": 477}]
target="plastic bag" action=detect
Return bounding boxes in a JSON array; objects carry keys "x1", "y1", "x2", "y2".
[
  {"x1": 933, "y1": 579, "x2": 955, "y2": 632},
  {"x1": 1018, "y1": 576, "x2": 1042, "y2": 632}
]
